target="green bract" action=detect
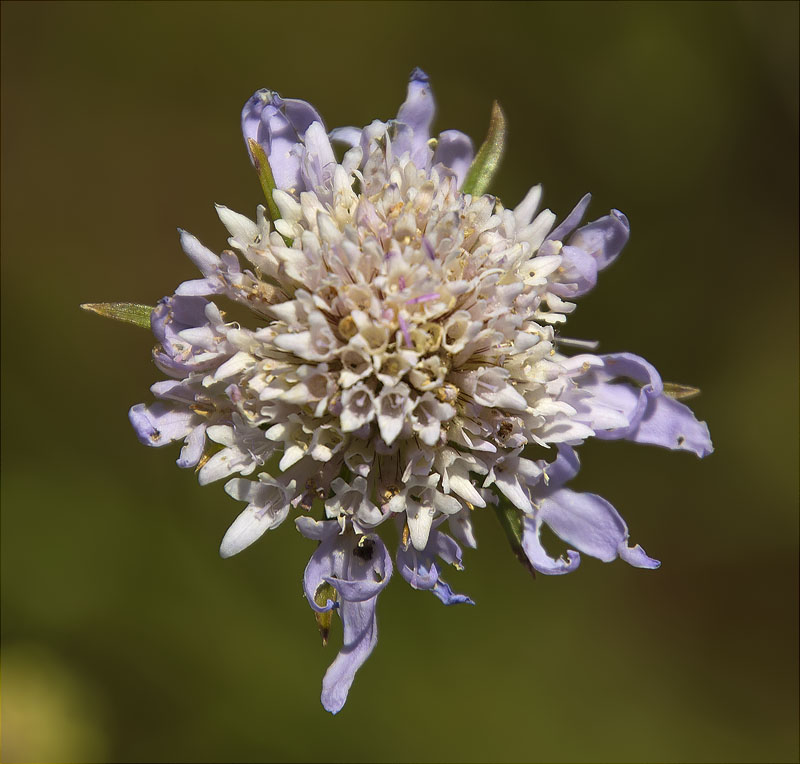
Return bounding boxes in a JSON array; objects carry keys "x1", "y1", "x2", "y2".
[
  {"x1": 80, "y1": 302, "x2": 153, "y2": 329},
  {"x1": 461, "y1": 101, "x2": 507, "y2": 197}
]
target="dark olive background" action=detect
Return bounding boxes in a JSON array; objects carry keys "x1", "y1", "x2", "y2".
[{"x1": 2, "y1": 2, "x2": 797, "y2": 762}]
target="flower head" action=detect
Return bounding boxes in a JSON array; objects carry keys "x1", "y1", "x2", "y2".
[{"x1": 115, "y1": 69, "x2": 712, "y2": 713}]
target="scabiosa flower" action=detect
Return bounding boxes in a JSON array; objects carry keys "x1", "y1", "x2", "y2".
[{"x1": 84, "y1": 68, "x2": 712, "y2": 714}]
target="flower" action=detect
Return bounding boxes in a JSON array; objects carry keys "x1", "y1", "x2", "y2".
[{"x1": 121, "y1": 68, "x2": 712, "y2": 714}]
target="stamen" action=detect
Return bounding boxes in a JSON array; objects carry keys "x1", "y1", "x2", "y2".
[{"x1": 556, "y1": 336, "x2": 600, "y2": 350}]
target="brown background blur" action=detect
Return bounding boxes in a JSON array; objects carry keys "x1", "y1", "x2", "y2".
[{"x1": 2, "y1": 2, "x2": 797, "y2": 762}]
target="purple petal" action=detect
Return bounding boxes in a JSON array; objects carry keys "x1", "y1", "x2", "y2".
[
  {"x1": 581, "y1": 353, "x2": 713, "y2": 456},
  {"x1": 553, "y1": 209, "x2": 630, "y2": 297},
  {"x1": 568, "y1": 209, "x2": 630, "y2": 269},
  {"x1": 584, "y1": 352, "x2": 661, "y2": 439},
  {"x1": 431, "y1": 580, "x2": 475, "y2": 605},
  {"x1": 321, "y1": 597, "x2": 378, "y2": 715},
  {"x1": 326, "y1": 535, "x2": 392, "y2": 603},
  {"x1": 397, "y1": 531, "x2": 474, "y2": 604},
  {"x1": 151, "y1": 295, "x2": 208, "y2": 344},
  {"x1": 521, "y1": 515, "x2": 581, "y2": 575},
  {"x1": 177, "y1": 422, "x2": 207, "y2": 468},
  {"x1": 242, "y1": 89, "x2": 326, "y2": 193},
  {"x1": 433, "y1": 129, "x2": 474, "y2": 188},
  {"x1": 554, "y1": 244, "x2": 598, "y2": 297},
  {"x1": 173, "y1": 278, "x2": 218, "y2": 297},
  {"x1": 539, "y1": 488, "x2": 659, "y2": 569},
  {"x1": 548, "y1": 193, "x2": 592, "y2": 243},
  {"x1": 619, "y1": 543, "x2": 661, "y2": 569},
  {"x1": 329, "y1": 126, "x2": 362, "y2": 147},
  {"x1": 395, "y1": 67, "x2": 435, "y2": 166},
  {"x1": 280, "y1": 95, "x2": 325, "y2": 138},
  {"x1": 301, "y1": 532, "x2": 392, "y2": 714},
  {"x1": 397, "y1": 544, "x2": 439, "y2": 590},
  {"x1": 129, "y1": 403, "x2": 195, "y2": 448},
  {"x1": 631, "y1": 393, "x2": 713, "y2": 458},
  {"x1": 542, "y1": 446, "x2": 581, "y2": 489},
  {"x1": 302, "y1": 532, "x2": 341, "y2": 613}
]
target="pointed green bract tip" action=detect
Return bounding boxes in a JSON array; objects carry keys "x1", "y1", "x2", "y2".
[
  {"x1": 493, "y1": 499, "x2": 536, "y2": 579},
  {"x1": 80, "y1": 302, "x2": 154, "y2": 329},
  {"x1": 247, "y1": 138, "x2": 283, "y2": 225},
  {"x1": 663, "y1": 382, "x2": 702, "y2": 400},
  {"x1": 461, "y1": 100, "x2": 507, "y2": 197}
]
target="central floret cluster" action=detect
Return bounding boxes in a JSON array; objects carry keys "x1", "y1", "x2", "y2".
[{"x1": 127, "y1": 69, "x2": 712, "y2": 714}]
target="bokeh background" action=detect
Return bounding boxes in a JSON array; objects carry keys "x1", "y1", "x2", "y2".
[{"x1": 2, "y1": 2, "x2": 797, "y2": 762}]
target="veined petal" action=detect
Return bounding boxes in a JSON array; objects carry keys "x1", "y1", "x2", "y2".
[
  {"x1": 631, "y1": 394, "x2": 713, "y2": 458},
  {"x1": 581, "y1": 353, "x2": 713, "y2": 456},
  {"x1": 539, "y1": 488, "x2": 659, "y2": 569},
  {"x1": 521, "y1": 515, "x2": 581, "y2": 575},
  {"x1": 300, "y1": 529, "x2": 392, "y2": 715},
  {"x1": 129, "y1": 402, "x2": 195, "y2": 447}
]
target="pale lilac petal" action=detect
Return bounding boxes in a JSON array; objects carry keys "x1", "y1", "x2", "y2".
[
  {"x1": 433, "y1": 130, "x2": 474, "y2": 188},
  {"x1": 539, "y1": 488, "x2": 622, "y2": 562},
  {"x1": 539, "y1": 488, "x2": 659, "y2": 569},
  {"x1": 320, "y1": 534, "x2": 392, "y2": 714},
  {"x1": 179, "y1": 230, "x2": 219, "y2": 275},
  {"x1": 280, "y1": 96, "x2": 325, "y2": 137},
  {"x1": 555, "y1": 245, "x2": 599, "y2": 297},
  {"x1": 242, "y1": 90, "x2": 326, "y2": 193},
  {"x1": 397, "y1": 544, "x2": 439, "y2": 590},
  {"x1": 521, "y1": 515, "x2": 581, "y2": 575},
  {"x1": 397, "y1": 531, "x2": 474, "y2": 605},
  {"x1": 299, "y1": 526, "x2": 393, "y2": 714},
  {"x1": 431, "y1": 580, "x2": 474, "y2": 605},
  {"x1": 151, "y1": 295, "x2": 207, "y2": 343},
  {"x1": 128, "y1": 403, "x2": 195, "y2": 447},
  {"x1": 177, "y1": 421, "x2": 207, "y2": 468},
  {"x1": 569, "y1": 209, "x2": 630, "y2": 270},
  {"x1": 581, "y1": 353, "x2": 713, "y2": 456},
  {"x1": 302, "y1": 531, "x2": 341, "y2": 612},
  {"x1": 301, "y1": 121, "x2": 337, "y2": 189},
  {"x1": 548, "y1": 193, "x2": 591, "y2": 243},
  {"x1": 632, "y1": 394, "x2": 714, "y2": 458},
  {"x1": 448, "y1": 509, "x2": 478, "y2": 550},
  {"x1": 321, "y1": 597, "x2": 378, "y2": 714},
  {"x1": 619, "y1": 543, "x2": 661, "y2": 569},
  {"x1": 241, "y1": 90, "x2": 268, "y2": 147},
  {"x1": 329, "y1": 126, "x2": 362, "y2": 148},
  {"x1": 173, "y1": 278, "x2": 218, "y2": 296},
  {"x1": 395, "y1": 67, "x2": 435, "y2": 167},
  {"x1": 295, "y1": 516, "x2": 332, "y2": 542},
  {"x1": 396, "y1": 67, "x2": 434, "y2": 138},
  {"x1": 543, "y1": 446, "x2": 581, "y2": 489}
]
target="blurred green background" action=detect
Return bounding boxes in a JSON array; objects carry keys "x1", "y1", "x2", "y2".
[{"x1": 2, "y1": 2, "x2": 797, "y2": 762}]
